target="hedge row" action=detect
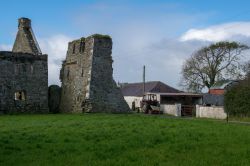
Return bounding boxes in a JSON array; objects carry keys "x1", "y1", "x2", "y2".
[{"x1": 224, "y1": 78, "x2": 250, "y2": 117}]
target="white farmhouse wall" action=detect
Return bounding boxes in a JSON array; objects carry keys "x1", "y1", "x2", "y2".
[
  {"x1": 161, "y1": 104, "x2": 181, "y2": 116},
  {"x1": 124, "y1": 96, "x2": 142, "y2": 109},
  {"x1": 196, "y1": 105, "x2": 227, "y2": 119}
]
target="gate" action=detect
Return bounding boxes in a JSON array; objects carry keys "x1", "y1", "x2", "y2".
[{"x1": 181, "y1": 105, "x2": 195, "y2": 117}]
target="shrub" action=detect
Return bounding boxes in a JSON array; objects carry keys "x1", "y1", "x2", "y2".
[{"x1": 224, "y1": 78, "x2": 250, "y2": 117}]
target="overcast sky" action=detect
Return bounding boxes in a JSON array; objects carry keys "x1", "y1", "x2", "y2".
[{"x1": 1, "y1": 0, "x2": 250, "y2": 89}]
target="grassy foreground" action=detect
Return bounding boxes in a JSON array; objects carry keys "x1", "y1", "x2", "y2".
[{"x1": 0, "y1": 114, "x2": 250, "y2": 166}]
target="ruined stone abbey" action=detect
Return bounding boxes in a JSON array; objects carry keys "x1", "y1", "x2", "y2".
[
  {"x1": 0, "y1": 18, "x2": 48, "y2": 113},
  {"x1": 60, "y1": 35, "x2": 129, "y2": 113},
  {"x1": 0, "y1": 18, "x2": 130, "y2": 113}
]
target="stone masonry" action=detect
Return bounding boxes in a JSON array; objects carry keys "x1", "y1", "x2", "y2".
[
  {"x1": 13, "y1": 18, "x2": 42, "y2": 55},
  {"x1": 0, "y1": 18, "x2": 48, "y2": 113},
  {"x1": 60, "y1": 34, "x2": 130, "y2": 113}
]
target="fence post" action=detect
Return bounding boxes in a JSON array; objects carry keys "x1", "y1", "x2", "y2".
[
  {"x1": 175, "y1": 104, "x2": 181, "y2": 116},
  {"x1": 226, "y1": 111, "x2": 229, "y2": 123},
  {"x1": 196, "y1": 105, "x2": 199, "y2": 118}
]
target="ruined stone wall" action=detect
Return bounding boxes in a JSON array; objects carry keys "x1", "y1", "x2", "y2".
[
  {"x1": 0, "y1": 17, "x2": 49, "y2": 114},
  {"x1": 60, "y1": 35, "x2": 130, "y2": 113},
  {"x1": 60, "y1": 38, "x2": 86, "y2": 113},
  {"x1": 0, "y1": 51, "x2": 48, "y2": 113},
  {"x1": 48, "y1": 85, "x2": 61, "y2": 113},
  {"x1": 86, "y1": 36, "x2": 130, "y2": 112}
]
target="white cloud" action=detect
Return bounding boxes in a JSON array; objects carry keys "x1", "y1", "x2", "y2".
[
  {"x1": 0, "y1": 44, "x2": 12, "y2": 51},
  {"x1": 180, "y1": 22, "x2": 250, "y2": 42},
  {"x1": 38, "y1": 35, "x2": 72, "y2": 85}
]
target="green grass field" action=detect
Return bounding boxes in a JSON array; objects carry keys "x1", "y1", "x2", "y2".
[{"x1": 0, "y1": 114, "x2": 250, "y2": 166}]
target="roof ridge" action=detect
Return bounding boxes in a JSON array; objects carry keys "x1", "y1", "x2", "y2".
[
  {"x1": 123, "y1": 81, "x2": 160, "y2": 85},
  {"x1": 121, "y1": 81, "x2": 182, "y2": 96}
]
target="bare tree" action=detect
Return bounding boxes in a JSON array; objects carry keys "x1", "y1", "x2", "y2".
[{"x1": 180, "y1": 41, "x2": 249, "y2": 92}]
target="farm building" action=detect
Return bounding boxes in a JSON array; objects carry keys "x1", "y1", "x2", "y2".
[
  {"x1": 197, "y1": 80, "x2": 239, "y2": 119},
  {"x1": 208, "y1": 80, "x2": 239, "y2": 95},
  {"x1": 203, "y1": 80, "x2": 239, "y2": 106},
  {"x1": 120, "y1": 81, "x2": 181, "y2": 109},
  {"x1": 120, "y1": 81, "x2": 203, "y2": 116}
]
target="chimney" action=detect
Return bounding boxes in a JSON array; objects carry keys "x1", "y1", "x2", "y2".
[
  {"x1": 18, "y1": 17, "x2": 31, "y2": 29},
  {"x1": 12, "y1": 17, "x2": 42, "y2": 55}
]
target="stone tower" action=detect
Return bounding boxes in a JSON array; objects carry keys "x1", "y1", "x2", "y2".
[
  {"x1": 60, "y1": 34, "x2": 130, "y2": 113},
  {"x1": 12, "y1": 17, "x2": 42, "y2": 55},
  {"x1": 0, "y1": 18, "x2": 48, "y2": 113}
]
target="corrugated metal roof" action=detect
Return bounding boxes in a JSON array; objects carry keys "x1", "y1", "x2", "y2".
[
  {"x1": 121, "y1": 81, "x2": 181, "y2": 97},
  {"x1": 210, "y1": 80, "x2": 238, "y2": 90}
]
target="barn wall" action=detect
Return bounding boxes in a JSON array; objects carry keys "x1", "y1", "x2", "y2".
[
  {"x1": 196, "y1": 105, "x2": 226, "y2": 119},
  {"x1": 209, "y1": 89, "x2": 225, "y2": 95},
  {"x1": 124, "y1": 96, "x2": 142, "y2": 109}
]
